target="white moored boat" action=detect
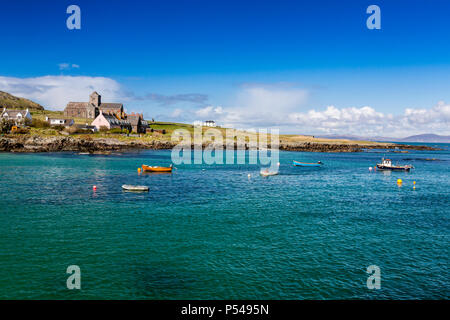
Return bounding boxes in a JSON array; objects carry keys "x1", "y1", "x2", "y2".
[
  {"x1": 122, "y1": 185, "x2": 149, "y2": 192},
  {"x1": 259, "y1": 168, "x2": 279, "y2": 177},
  {"x1": 376, "y1": 158, "x2": 413, "y2": 172}
]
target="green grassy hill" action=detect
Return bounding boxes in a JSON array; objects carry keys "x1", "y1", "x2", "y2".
[{"x1": 0, "y1": 91, "x2": 44, "y2": 110}]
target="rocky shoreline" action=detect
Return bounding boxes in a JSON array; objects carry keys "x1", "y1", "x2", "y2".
[{"x1": 0, "y1": 135, "x2": 439, "y2": 153}]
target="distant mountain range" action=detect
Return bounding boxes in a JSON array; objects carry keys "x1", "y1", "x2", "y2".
[
  {"x1": 398, "y1": 134, "x2": 450, "y2": 143},
  {"x1": 0, "y1": 91, "x2": 44, "y2": 111},
  {"x1": 318, "y1": 133, "x2": 450, "y2": 143}
]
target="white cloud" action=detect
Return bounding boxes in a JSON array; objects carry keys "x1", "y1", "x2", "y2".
[
  {"x1": 171, "y1": 108, "x2": 183, "y2": 117},
  {"x1": 237, "y1": 86, "x2": 308, "y2": 114},
  {"x1": 58, "y1": 63, "x2": 80, "y2": 71},
  {"x1": 0, "y1": 75, "x2": 124, "y2": 109},
  {"x1": 194, "y1": 85, "x2": 309, "y2": 128},
  {"x1": 287, "y1": 103, "x2": 450, "y2": 137},
  {"x1": 195, "y1": 106, "x2": 223, "y2": 118}
]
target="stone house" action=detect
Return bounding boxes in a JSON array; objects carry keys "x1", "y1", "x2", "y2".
[
  {"x1": 127, "y1": 112, "x2": 148, "y2": 133},
  {"x1": 64, "y1": 92, "x2": 124, "y2": 119},
  {"x1": 1, "y1": 108, "x2": 32, "y2": 124}
]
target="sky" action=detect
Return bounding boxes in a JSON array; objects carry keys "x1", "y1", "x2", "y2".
[{"x1": 0, "y1": 0, "x2": 449, "y2": 137}]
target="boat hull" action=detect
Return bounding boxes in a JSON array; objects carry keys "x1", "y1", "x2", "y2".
[
  {"x1": 122, "y1": 185, "x2": 149, "y2": 192},
  {"x1": 142, "y1": 165, "x2": 172, "y2": 172},
  {"x1": 293, "y1": 160, "x2": 322, "y2": 167},
  {"x1": 376, "y1": 165, "x2": 411, "y2": 171},
  {"x1": 260, "y1": 171, "x2": 279, "y2": 177},
  {"x1": 260, "y1": 168, "x2": 279, "y2": 176}
]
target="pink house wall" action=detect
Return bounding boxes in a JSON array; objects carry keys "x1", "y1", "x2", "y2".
[{"x1": 91, "y1": 113, "x2": 111, "y2": 130}]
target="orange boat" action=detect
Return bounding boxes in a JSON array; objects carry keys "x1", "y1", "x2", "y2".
[{"x1": 142, "y1": 164, "x2": 173, "y2": 172}]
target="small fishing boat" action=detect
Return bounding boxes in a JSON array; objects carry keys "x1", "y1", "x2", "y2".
[
  {"x1": 260, "y1": 168, "x2": 279, "y2": 177},
  {"x1": 122, "y1": 185, "x2": 149, "y2": 192},
  {"x1": 293, "y1": 160, "x2": 323, "y2": 167},
  {"x1": 142, "y1": 164, "x2": 173, "y2": 172},
  {"x1": 376, "y1": 158, "x2": 413, "y2": 171}
]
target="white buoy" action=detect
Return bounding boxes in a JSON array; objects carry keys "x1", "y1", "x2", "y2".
[
  {"x1": 369, "y1": 167, "x2": 373, "y2": 171},
  {"x1": 248, "y1": 174, "x2": 251, "y2": 178}
]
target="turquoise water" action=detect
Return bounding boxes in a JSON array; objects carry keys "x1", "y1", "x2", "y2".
[{"x1": 0, "y1": 145, "x2": 449, "y2": 299}]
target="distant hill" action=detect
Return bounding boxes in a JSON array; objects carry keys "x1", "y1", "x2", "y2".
[
  {"x1": 399, "y1": 134, "x2": 450, "y2": 143},
  {"x1": 0, "y1": 91, "x2": 44, "y2": 110},
  {"x1": 317, "y1": 134, "x2": 393, "y2": 141},
  {"x1": 318, "y1": 133, "x2": 450, "y2": 143},
  {"x1": 317, "y1": 134, "x2": 363, "y2": 141}
]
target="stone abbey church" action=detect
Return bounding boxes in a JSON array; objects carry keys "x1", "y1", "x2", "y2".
[{"x1": 64, "y1": 91, "x2": 124, "y2": 119}]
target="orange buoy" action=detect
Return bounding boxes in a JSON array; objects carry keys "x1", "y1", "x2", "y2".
[{"x1": 138, "y1": 167, "x2": 141, "y2": 173}]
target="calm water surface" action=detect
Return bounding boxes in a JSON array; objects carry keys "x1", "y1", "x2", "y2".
[{"x1": 0, "y1": 145, "x2": 449, "y2": 299}]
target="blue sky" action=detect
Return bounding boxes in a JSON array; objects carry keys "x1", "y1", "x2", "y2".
[{"x1": 0, "y1": 0, "x2": 449, "y2": 136}]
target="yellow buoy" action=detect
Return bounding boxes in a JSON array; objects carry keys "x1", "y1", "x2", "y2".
[
  {"x1": 137, "y1": 167, "x2": 141, "y2": 173},
  {"x1": 413, "y1": 181, "x2": 416, "y2": 185},
  {"x1": 397, "y1": 179, "x2": 402, "y2": 184}
]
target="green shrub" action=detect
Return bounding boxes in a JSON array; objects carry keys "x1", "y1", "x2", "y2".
[
  {"x1": 31, "y1": 118, "x2": 50, "y2": 128},
  {"x1": 109, "y1": 128, "x2": 127, "y2": 134},
  {"x1": 0, "y1": 119, "x2": 15, "y2": 133},
  {"x1": 65, "y1": 126, "x2": 92, "y2": 135},
  {"x1": 52, "y1": 125, "x2": 65, "y2": 131},
  {"x1": 13, "y1": 127, "x2": 30, "y2": 134}
]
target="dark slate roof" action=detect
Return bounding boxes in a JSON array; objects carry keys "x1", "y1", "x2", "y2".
[
  {"x1": 103, "y1": 113, "x2": 130, "y2": 126},
  {"x1": 66, "y1": 102, "x2": 89, "y2": 109},
  {"x1": 127, "y1": 115, "x2": 141, "y2": 126},
  {"x1": 99, "y1": 103, "x2": 123, "y2": 109}
]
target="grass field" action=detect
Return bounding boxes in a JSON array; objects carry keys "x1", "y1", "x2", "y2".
[{"x1": 30, "y1": 110, "x2": 92, "y2": 125}]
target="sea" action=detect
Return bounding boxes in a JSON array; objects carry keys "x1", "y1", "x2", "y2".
[{"x1": 0, "y1": 144, "x2": 448, "y2": 299}]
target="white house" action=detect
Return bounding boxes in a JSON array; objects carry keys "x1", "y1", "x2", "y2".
[
  {"x1": 1, "y1": 108, "x2": 32, "y2": 124},
  {"x1": 76, "y1": 123, "x2": 98, "y2": 132},
  {"x1": 45, "y1": 116, "x2": 74, "y2": 127},
  {"x1": 193, "y1": 120, "x2": 217, "y2": 127},
  {"x1": 203, "y1": 120, "x2": 216, "y2": 127}
]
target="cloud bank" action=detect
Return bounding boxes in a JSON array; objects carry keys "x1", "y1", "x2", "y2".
[
  {"x1": 287, "y1": 102, "x2": 450, "y2": 137},
  {"x1": 0, "y1": 76, "x2": 448, "y2": 137},
  {"x1": 173, "y1": 85, "x2": 450, "y2": 137}
]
